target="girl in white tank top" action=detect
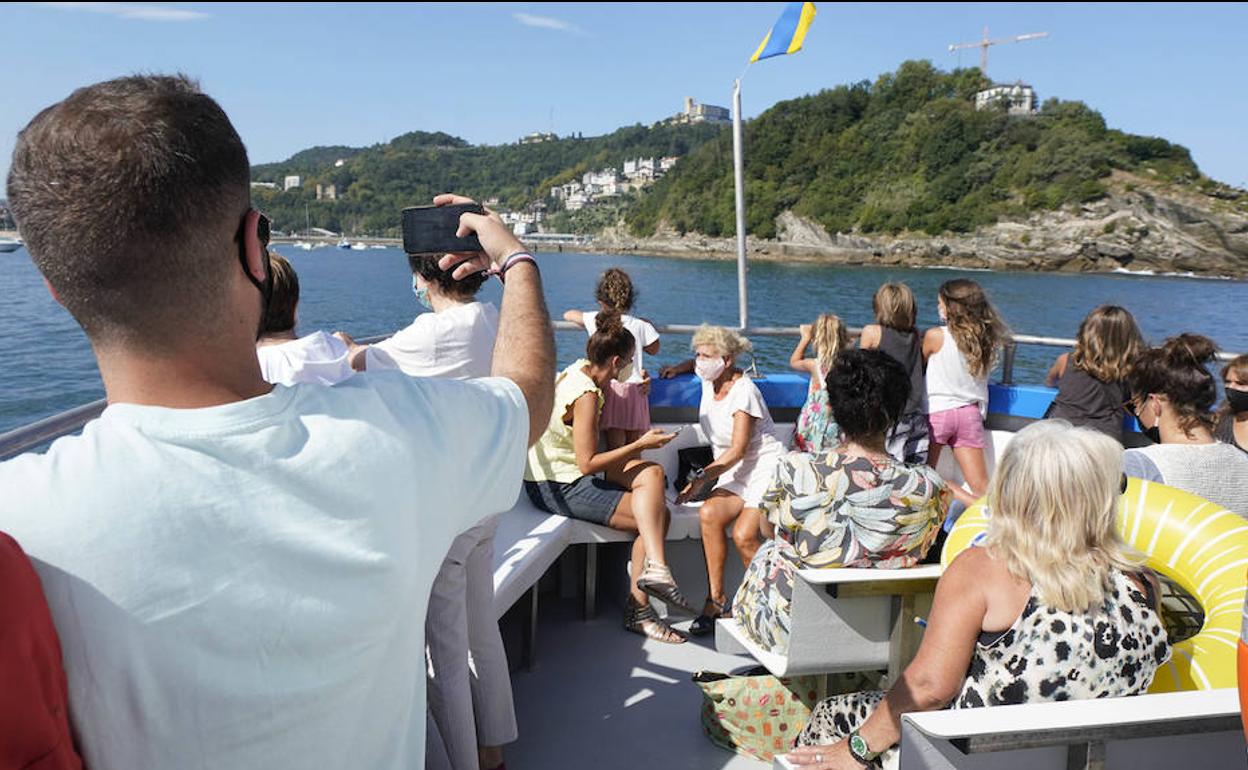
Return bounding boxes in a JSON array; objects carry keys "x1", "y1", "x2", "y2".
[
  {"x1": 924, "y1": 280, "x2": 1009, "y2": 510},
  {"x1": 926, "y1": 327, "x2": 988, "y2": 416}
]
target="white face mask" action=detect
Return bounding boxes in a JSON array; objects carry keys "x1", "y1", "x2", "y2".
[
  {"x1": 615, "y1": 360, "x2": 634, "y2": 382},
  {"x1": 695, "y1": 357, "x2": 726, "y2": 382}
]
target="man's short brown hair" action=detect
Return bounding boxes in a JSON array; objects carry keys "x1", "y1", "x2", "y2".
[
  {"x1": 6, "y1": 74, "x2": 250, "y2": 346},
  {"x1": 264, "y1": 252, "x2": 299, "y2": 335}
]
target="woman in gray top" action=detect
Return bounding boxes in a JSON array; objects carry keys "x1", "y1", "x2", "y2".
[{"x1": 1125, "y1": 334, "x2": 1248, "y2": 517}]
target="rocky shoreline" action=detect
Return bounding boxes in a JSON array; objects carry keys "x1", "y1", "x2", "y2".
[{"x1": 586, "y1": 175, "x2": 1248, "y2": 280}]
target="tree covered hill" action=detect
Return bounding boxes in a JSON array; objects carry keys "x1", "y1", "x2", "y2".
[
  {"x1": 626, "y1": 61, "x2": 1210, "y2": 239},
  {"x1": 251, "y1": 124, "x2": 723, "y2": 235},
  {"x1": 251, "y1": 60, "x2": 1240, "y2": 247}
]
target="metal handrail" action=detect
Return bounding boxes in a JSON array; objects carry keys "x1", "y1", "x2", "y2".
[{"x1": 0, "y1": 327, "x2": 1241, "y2": 462}]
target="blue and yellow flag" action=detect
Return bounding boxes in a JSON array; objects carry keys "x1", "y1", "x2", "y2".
[{"x1": 750, "y1": 2, "x2": 817, "y2": 63}]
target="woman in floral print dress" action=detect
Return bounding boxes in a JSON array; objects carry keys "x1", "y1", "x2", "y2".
[{"x1": 735, "y1": 349, "x2": 950, "y2": 654}]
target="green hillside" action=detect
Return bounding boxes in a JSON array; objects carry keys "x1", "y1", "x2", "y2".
[
  {"x1": 251, "y1": 124, "x2": 723, "y2": 235},
  {"x1": 627, "y1": 61, "x2": 1203, "y2": 239}
]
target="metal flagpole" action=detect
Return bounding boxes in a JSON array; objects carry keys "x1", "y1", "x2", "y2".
[{"x1": 731, "y1": 78, "x2": 749, "y2": 330}]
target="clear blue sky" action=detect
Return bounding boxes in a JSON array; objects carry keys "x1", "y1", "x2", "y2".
[{"x1": 4, "y1": 2, "x2": 1247, "y2": 188}]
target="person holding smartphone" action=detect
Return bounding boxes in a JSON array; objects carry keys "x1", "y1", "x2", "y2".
[
  {"x1": 525, "y1": 312, "x2": 692, "y2": 643},
  {"x1": 2, "y1": 75, "x2": 555, "y2": 770}
]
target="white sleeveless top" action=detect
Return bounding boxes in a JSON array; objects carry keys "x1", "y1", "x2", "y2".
[{"x1": 926, "y1": 327, "x2": 988, "y2": 416}]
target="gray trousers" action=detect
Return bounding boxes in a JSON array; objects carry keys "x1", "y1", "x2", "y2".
[{"x1": 425, "y1": 516, "x2": 517, "y2": 770}]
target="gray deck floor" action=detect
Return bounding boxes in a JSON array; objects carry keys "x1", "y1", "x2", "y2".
[{"x1": 507, "y1": 595, "x2": 771, "y2": 770}]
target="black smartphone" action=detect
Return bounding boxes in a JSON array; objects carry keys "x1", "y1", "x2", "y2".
[{"x1": 401, "y1": 203, "x2": 484, "y2": 255}]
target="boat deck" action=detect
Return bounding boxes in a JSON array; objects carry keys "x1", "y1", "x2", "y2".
[{"x1": 507, "y1": 591, "x2": 770, "y2": 770}]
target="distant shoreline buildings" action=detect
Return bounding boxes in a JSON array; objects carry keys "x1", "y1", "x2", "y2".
[{"x1": 549, "y1": 155, "x2": 680, "y2": 212}]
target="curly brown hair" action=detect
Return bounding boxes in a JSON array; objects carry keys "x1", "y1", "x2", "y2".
[{"x1": 595, "y1": 268, "x2": 636, "y2": 313}]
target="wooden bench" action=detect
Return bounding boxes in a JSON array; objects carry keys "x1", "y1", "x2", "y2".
[
  {"x1": 715, "y1": 565, "x2": 942, "y2": 681},
  {"x1": 773, "y1": 689, "x2": 1243, "y2": 769}
]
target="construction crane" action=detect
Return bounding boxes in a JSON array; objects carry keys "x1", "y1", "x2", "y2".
[{"x1": 949, "y1": 26, "x2": 1048, "y2": 81}]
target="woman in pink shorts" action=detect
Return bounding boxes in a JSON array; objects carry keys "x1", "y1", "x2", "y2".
[{"x1": 923, "y1": 279, "x2": 1009, "y2": 507}]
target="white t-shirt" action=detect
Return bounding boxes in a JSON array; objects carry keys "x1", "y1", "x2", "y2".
[
  {"x1": 582, "y1": 311, "x2": 658, "y2": 384},
  {"x1": 0, "y1": 373, "x2": 528, "y2": 770},
  {"x1": 368, "y1": 301, "x2": 499, "y2": 379},
  {"x1": 700, "y1": 375, "x2": 785, "y2": 503},
  {"x1": 256, "y1": 330, "x2": 354, "y2": 387}
]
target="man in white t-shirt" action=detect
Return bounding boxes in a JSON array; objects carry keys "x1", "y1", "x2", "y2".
[
  {"x1": 256, "y1": 252, "x2": 355, "y2": 386},
  {"x1": 2, "y1": 74, "x2": 554, "y2": 770}
]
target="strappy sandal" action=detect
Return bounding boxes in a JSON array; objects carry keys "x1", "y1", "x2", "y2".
[
  {"x1": 636, "y1": 559, "x2": 698, "y2": 615},
  {"x1": 688, "y1": 597, "x2": 730, "y2": 637},
  {"x1": 624, "y1": 598, "x2": 687, "y2": 644}
]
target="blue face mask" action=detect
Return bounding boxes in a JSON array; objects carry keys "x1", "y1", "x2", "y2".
[{"x1": 412, "y1": 275, "x2": 433, "y2": 310}]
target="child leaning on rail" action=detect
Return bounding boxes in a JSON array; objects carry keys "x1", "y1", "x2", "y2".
[
  {"x1": 859, "y1": 282, "x2": 930, "y2": 464},
  {"x1": 788, "y1": 313, "x2": 850, "y2": 454},
  {"x1": 563, "y1": 268, "x2": 659, "y2": 450},
  {"x1": 1044, "y1": 305, "x2": 1144, "y2": 444},
  {"x1": 923, "y1": 279, "x2": 1010, "y2": 509}
]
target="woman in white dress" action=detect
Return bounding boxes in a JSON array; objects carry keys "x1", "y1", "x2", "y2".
[{"x1": 662, "y1": 325, "x2": 785, "y2": 635}]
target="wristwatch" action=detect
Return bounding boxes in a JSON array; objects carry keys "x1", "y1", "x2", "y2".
[{"x1": 847, "y1": 730, "x2": 882, "y2": 768}]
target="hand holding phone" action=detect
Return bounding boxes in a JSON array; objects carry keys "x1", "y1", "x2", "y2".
[{"x1": 402, "y1": 203, "x2": 484, "y2": 256}]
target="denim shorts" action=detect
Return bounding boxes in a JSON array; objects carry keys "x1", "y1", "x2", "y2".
[{"x1": 524, "y1": 477, "x2": 626, "y2": 525}]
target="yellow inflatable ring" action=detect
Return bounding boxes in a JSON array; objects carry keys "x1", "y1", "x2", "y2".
[{"x1": 942, "y1": 478, "x2": 1248, "y2": 693}]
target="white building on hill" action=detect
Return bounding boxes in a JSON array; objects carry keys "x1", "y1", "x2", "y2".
[
  {"x1": 671, "y1": 97, "x2": 730, "y2": 125},
  {"x1": 975, "y1": 83, "x2": 1039, "y2": 116}
]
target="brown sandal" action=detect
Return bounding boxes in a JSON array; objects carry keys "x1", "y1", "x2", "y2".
[
  {"x1": 624, "y1": 598, "x2": 687, "y2": 644},
  {"x1": 636, "y1": 559, "x2": 698, "y2": 615}
]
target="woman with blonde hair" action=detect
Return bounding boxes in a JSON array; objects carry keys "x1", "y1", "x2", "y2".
[
  {"x1": 1216, "y1": 354, "x2": 1248, "y2": 454},
  {"x1": 1045, "y1": 305, "x2": 1144, "y2": 442},
  {"x1": 789, "y1": 313, "x2": 851, "y2": 453},
  {"x1": 661, "y1": 325, "x2": 785, "y2": 635},
  {"x1": 860, "y1": 282, "x2": 929, "y2": 463},
  {"x1": 924, "y1": 279, "x2": 1010, "y2": 507},
  {"x1": 786, "y1": 421, "x2": 1169, "y2": 769}
]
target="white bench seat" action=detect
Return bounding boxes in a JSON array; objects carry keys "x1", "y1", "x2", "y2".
[
  {"x1": 773, "y1": 689, "x2": 1242, "y2": 769},
  {"x1": 491, "y1": 503, "x2": 573, "y2": 620},
  {"x1": 716, "y1": 565, "x2": 942, "y2": 678}
]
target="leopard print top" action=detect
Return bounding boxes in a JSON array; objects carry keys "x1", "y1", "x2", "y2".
[{"x1": 954, "y1": 568, "x2": 1171, "y2": 709}]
